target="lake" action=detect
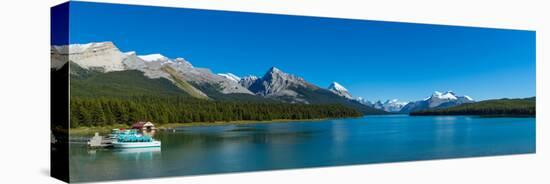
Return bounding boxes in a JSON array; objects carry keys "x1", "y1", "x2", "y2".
[{"x1": 69, "y1": 115, "x2": 535, "y2": 182}]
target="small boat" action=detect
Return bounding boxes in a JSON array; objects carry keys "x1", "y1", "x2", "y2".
[
  {"x1": 112, "y1": 141, "x2": 161, "y2": 148},
  {"x1": 112, "y1": 129, "x2": 161, "y2": 148}
]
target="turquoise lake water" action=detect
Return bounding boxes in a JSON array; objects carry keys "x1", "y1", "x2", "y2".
[{"x1": 69, "y1": 115, "x2": 535, "y2": 182}]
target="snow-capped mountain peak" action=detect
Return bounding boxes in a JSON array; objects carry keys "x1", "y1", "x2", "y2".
[
  {"x1": 218, "y1": 73, "x2": 241, "y2": 83},
  {"x1": 401, "y1": 91, "x2": 475, "y2": 112},
  {"x1": 328, "y1": 82, "x2": 352, "y2": 99},
  {"x1": 431, "y1": 91, "x2": 458, "y2": 100},
  {"x1": 427, "y1": 90, "x2": 460, "y2": 108},
  {"x1": 329, "y1": 82, "x2": 348, "y2": 91},
  {"x1": 269, "y1": 67, "x2": 282, "y2": 73}
]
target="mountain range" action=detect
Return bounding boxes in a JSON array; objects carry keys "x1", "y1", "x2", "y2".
[
  {"x1": 353, "y1": 91, "x2": 474, "y2": 113},
  {"x1": 51, "y1": 41, "x2": 476, "y2": 114},
  {"x1": 52, "y1": 41, "x2": 385, "y2": 115}
]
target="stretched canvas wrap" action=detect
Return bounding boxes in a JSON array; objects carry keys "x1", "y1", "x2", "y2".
[{"x1": 51, "y1": 1, "x2": 536, "y2": 183}]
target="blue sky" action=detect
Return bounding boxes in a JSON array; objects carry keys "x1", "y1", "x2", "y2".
[{"x1": 63, "y1": 2, "x2": 535, "y2": 102}]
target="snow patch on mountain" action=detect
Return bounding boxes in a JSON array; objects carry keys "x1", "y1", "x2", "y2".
[
  {"x1": 138, "y1": 54, "x2": 170, "y2": 62},
  {"x1": 124, "y1": 51, "x2": 136, "y2": 56},
  {"x1": 329, "y1": 82, "x2": 347, "y2": 91},
  {"x1": 328, "y1": 82, "x2": 353, "y2": 99},
  {"x1": 218, "y1": 73, "x2": 241, "y2": 83}
]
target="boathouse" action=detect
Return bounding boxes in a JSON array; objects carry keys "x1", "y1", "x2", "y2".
[{"x1": 131, "y1": 121, "x2": 156, "y2": 131}]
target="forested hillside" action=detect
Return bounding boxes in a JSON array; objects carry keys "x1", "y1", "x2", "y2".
[
  {"x1": 70, "y1": 96, "x2": 363, "y2": 128},
  {"x1": 68, "y1": 68, "x2": 364, "y2": 127},
  {"x1": 410, "y1": 97, "x2": 535, "y2": 116}
]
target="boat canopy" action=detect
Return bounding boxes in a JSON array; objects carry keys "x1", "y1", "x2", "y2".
[{"x1": 116, "y1": 130, "x2": 154, "y2": 142}]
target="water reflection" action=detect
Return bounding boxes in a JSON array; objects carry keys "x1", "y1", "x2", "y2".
[
  {"x1": 112, "y1": 147, "x2": 162, "y2": 161},
  {"x1": 162, "y1": 123, "x2": 318, "y2": 146},
  {"x1": 141, "y1": 130, "x2": 157, "y2": 137}
]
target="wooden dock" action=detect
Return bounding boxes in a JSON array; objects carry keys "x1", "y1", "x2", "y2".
[{"x1": 87, "y1": 132, "x2": 113, "y2": 148}]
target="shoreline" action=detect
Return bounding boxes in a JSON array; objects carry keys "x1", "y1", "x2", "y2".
[
  {"x1": 409, "y1": 114, "x2": 536, "y2": 118},
  {"x1": 69, "y1": 118, "x2": 334, "y2": 135},
  {"x1": 67, "y1": 114, "x2": 534, "y2": 135}
]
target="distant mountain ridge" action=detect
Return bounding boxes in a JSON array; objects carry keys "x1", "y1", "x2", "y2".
[
  {"x1": 400, "y1": 91, "x2": 474, "y2": 113},
  {"x1": 351, "y1": 91, "x2": 474, "y2": 113}
]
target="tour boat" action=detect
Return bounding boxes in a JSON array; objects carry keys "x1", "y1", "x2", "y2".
[{"x1": 112, "y1": 129, "x2": 161, "y2": 148}]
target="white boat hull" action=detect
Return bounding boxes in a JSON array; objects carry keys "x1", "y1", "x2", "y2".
[{"x1": 112, "y1": 141, "x2": 161, "y2": 148}]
